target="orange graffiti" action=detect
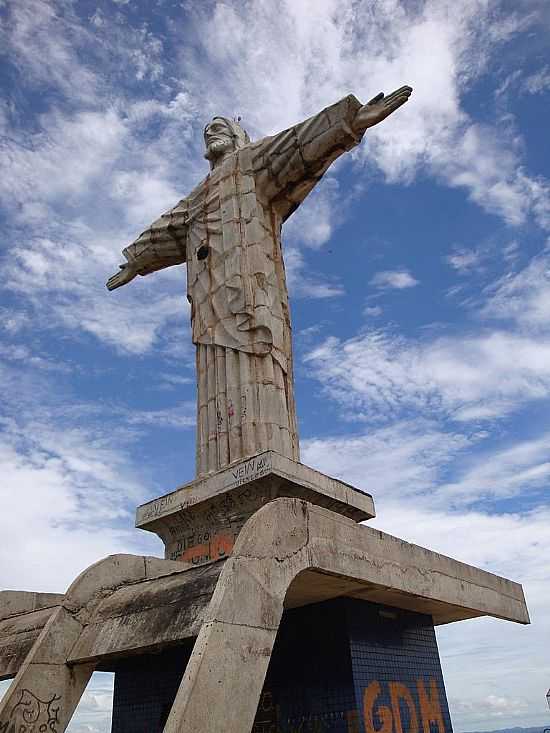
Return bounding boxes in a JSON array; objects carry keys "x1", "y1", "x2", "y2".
[
  {"x1": 390, "y1": 682, "x2": 419, "y2": 733},
  {"x1": 363, "y1": 679, "x2": 444, "y2": 733},
  {"x1": 363, "y1": 681, "x2": 393, "y2": 733},
  {"x1": 417, "y1": 679, "x2": 445, "y2": 733},
  {"x1": 179, "y1": 533, "x2": 234, "y2": 564}
]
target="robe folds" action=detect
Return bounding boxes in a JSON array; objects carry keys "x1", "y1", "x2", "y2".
[{"x1": 123, "y1": 95, "x2": 365, "y2": 476}]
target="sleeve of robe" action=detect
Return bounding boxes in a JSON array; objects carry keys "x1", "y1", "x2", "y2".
[
  {"x1": 250, "y1": 94, "x2": 365, "y2": 219},
  {"x1": 121, "y1": 200, "x2": 188, "y2": 277}
]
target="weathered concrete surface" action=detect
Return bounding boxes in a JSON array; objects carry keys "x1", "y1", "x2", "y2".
[
  {"x1": 69, "y1": 561, "x2": 221, "y2": 666},
  {"x1": 136, "y1": 451, "x2": 375, "y2": 565},
  {"x1": 164, "y1": 498, "x2": 529, "y2": 733},
  {"x1": 0, "y1": 592, "x2": 65, "y2": 680},
  {"x1": 0, "y1": 591, "x2": 64, "y2": 621},
  {"x1": 0, "y1": 555, "x2": 186, "y2": 733}
]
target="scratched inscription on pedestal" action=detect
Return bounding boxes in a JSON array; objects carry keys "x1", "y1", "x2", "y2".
[
  {"x1": 139, "y1": 492, "x2": 179, "y2": 522},
  {"x1": 223, "y1": 453, "x2": 272, "y2": 490}
]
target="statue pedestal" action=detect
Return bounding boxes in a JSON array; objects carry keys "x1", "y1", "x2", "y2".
[{"x1": 136, "y1": 451, "x2": 375, "y2": 565}]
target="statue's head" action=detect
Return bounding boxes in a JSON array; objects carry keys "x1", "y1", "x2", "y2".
[{"x1": 203, "y1": 116, "x2": 250, "y2": 168}]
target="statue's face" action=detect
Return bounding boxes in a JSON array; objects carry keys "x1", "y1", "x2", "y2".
[{"x1": 204, "y1": 118, "x2": 234, "y2": 162}]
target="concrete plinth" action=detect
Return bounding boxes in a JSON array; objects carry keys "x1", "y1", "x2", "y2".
[{"x1": 136, "y1": 452, "x2": 375, "y2": 565}]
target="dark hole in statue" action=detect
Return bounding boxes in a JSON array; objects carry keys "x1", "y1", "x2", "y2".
[{"x1": 197, "y1": 245, "x2": 209, "y2": 260}]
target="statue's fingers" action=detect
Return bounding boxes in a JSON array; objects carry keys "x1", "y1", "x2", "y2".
[
  {"x1": 106, "y1": 273, "x2": 122, "y2": 290},
  {"x1": 367, "y1": 92, "x2": 384, "y2": 106},
  {"x1": 390, "y1": 91, "x2": 412, "y2": 102},
  {"x1": 386, "y1": 85, "x2": 413, "y2": 99},
  {"x1": 384, "y1": 93, "x2": 411, "y2": 111},
  {"x1": 383, "y1": 87, "x2": 412, "y2": 106}
]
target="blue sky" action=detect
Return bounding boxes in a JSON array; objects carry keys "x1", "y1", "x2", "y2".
[{"x1": 1, "y1": 1, "x2": 549, "y2": 731}]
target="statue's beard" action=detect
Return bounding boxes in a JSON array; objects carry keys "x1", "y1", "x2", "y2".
[{"x1": 204, "y1": 138, "x2": 233, "y2": 163}]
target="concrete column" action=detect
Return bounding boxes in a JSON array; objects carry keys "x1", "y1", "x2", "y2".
[
  {"x1": 0, "y1": 605, "x2": 95, "y2": 732},
  {"x1": 163, "y1": 498, "x2": 309, "y2": 733}
]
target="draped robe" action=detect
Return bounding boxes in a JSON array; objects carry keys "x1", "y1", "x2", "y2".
[{"x1": 122, "y1": 95, "x2": 365, "y2": 477}]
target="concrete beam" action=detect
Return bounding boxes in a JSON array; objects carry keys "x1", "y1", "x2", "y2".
[
  {"x1": 69, "y1": 561, "x2": 221, "y2": 666},
  {"x1": 0, "y1": 592, "x2": 65, "y2": 680}
]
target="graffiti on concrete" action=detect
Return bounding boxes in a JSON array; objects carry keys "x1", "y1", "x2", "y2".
[
  {"x1": 225, "y1": 454, "x2": 272, "y2": 489},
  {"x1": 165, "y1": 477, "x2": 277, "y2": 565},
  {"x1": 0, "y1": 688, "x2": 61, "y2": 733},
  {"x1": 178, "y1": 532, "x2": 235, "y2": 564}
]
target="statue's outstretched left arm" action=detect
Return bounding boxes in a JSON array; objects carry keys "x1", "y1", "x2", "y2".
[
  {"x1": 352, "y1": 86, "x2": 412, "y2": 134},
  {"x1": 253, "y1": 85, "x2": 412, "y2": 218},
  {"x1": 106, "y1": 203, "x2": 188, "y2": 291}
]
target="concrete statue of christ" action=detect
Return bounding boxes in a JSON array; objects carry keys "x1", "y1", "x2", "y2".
[{"x1": 107, "y1": 86, "x2": 413, "y2": 477}]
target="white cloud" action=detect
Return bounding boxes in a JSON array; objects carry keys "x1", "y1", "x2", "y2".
[
  {"x1": 2, "y1": 0, "x2": 98, "y2": 103},
  {"x1": 303, "y1": 422, "x2": 550, "y2": 510},
  {"x1": 364, "y1": 305, "x2": 382, "y2": 317},
  {"x1": 483, "y1": 251, "x2": 550, "y2": 332},
  {"x1": 0, "y1": 109, "x2": 127, "y2": 209},
  {"x1": 0, "y1": 307, "x2": 30, "y2": 335},
  {"x1": 438, "y1": 433, "x2": 550, "y2": 505},
  {"x1": 302, "y1": 421, "x2": 471, "y2": 501},
  {"x1": 306, "y1": 248, "x2": 550, "y2": 424},
  {"x1": 446, "y1": 248, "x2": 483, "y2": 274},
  {"x1": 0, "y1": 357, "x2": 162, "y2": 592},
  {"x1": 524, "y1": 66, "x2": 550, "y2": 94},
  {"x1": 0, "y1": 429, "x2": 150, "y2": 591},
  {"x1": 370, "y1": 269, "x2": 419, "y2": 289},
  {"x1": 305, "y1": 326, "x2": 550, "y2": 424},
  {"x1": 284, "y1": 177, "x2": 342, "y2": 250},
  {"x1": 65, "y1": 675, "x2": 114, "y2": 733},
  {"x1": 285, "y1": 246, "x2": 345, "y2": 299},
  {"x1": 124, "y1": 402, "x2": 195, "y2": 430},
  {"x1": 3, "y1": 220, "x2": 191, "y2": 355}
]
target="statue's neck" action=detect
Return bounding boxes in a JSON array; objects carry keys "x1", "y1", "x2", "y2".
[{"x1": 208, "y1": 151, "x2": 232, "y2": 170}]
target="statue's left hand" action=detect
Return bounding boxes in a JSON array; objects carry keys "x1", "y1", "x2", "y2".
[
  {"x1": 106, "y1": 262, "x2": 138, "y2": 291},
  {"x1": 353, "y1": 85, "x2": 413, "y2": 132}
]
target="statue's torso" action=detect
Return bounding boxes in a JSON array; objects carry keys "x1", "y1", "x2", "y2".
[{"x1": 184, "y1": 148, "x2": 291, "y2": 372}]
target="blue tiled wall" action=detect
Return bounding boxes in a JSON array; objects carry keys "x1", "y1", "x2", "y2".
[
  {"x1": 253, "y1": 598, "x2": 452, "y2": 733},
  {"x1": 110, "y1": 645, "x2": 192, "y2": 733},
  {"x1": 256, "y1": 598, "x2": 355, "y2": 732},
  {"x1": 347, "y1": 600, "x2": 452, "y2": 733}
]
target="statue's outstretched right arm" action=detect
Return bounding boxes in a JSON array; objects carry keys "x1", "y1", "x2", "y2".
[{"x1": 106, "y1": 203, "x2": 188, "y2": 291}]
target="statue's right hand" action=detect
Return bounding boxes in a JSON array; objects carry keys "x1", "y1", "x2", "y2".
[{"x1": 106, "y1": 263, "x2": 138, "y2": 290}]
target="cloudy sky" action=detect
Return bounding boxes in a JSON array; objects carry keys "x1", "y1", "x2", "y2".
[{"x1": 0, "y1": 0, "x2": 549, "y2": 730}]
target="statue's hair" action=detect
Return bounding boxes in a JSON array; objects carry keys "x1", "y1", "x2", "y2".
[{"x1": 204, "y1": 116, "x2": 250, "y2": 148}]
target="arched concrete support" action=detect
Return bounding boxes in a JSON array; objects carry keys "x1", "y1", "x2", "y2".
[
  {"x1": 0, "y1": 554, "x2": 181, "y2": 733},
  {"x1": 164, "y1": 498, "x2": 529, "y2": 733}
]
